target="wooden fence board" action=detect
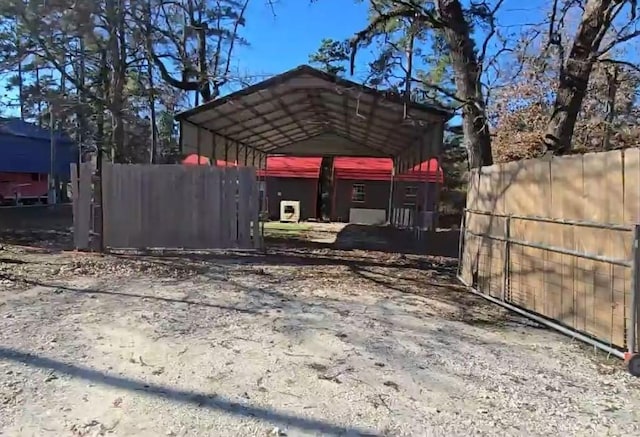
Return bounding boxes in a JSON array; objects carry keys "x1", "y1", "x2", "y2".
[
  {"x1": 70, "y1": 163, "x2": 80, "y2": 248},
  {"x1": 237, "y1": 167, "x2": 253, "y2": 248},
  {"x1": 98, "y1": 163, "x2": 259, "y2": 250},
  {"x1": 75, "y1": 162, "x2": 92, "y2": 250},
  {"x1": 225, "y1": 166, "x2": 238, "y2": 247},
  {"x1": 461, "y1": 148, "x2": 639, "y2": 350}
]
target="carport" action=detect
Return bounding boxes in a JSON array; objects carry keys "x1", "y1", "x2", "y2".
[{"x1": 175, "y1": 64, "x2": 451, "y2": 232}]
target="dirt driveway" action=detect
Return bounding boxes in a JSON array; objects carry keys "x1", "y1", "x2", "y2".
[{"x1": 1, "y1": 230, "x2": 640, "y2": 436}]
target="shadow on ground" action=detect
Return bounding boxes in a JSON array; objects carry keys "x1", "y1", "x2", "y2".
[
  {"x1": 0, "y1": 346, "x2": 379, "y2": 436},
  {"x1": 265, "y1": 224, "x2": 460, "y2": 258}
]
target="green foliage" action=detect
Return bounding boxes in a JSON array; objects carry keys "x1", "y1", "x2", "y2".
[
  {"x1": 309, "y1": 38, "x2": 350, "y2": 76},
  {"x1": 343, "y1": 0, "x2": 455, "y2": 106},
  {"x1": 0, "y1": 0, "x2": 249, "y2": 163}
]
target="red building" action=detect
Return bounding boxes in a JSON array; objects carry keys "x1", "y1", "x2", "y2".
[
  {"x1": 331, "y1": 157, "x2": 443, "y2": 224},
  {"x1": 257, "y1": 156, "x2": 322, "y2": 221},
  {"x1": 181, "y1": 154, "x2": 444, "y2": 225}
]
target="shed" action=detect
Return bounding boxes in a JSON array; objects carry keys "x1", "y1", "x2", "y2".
[{"x1": 0, "y1": 118, "x2": 77, "y2": 178}]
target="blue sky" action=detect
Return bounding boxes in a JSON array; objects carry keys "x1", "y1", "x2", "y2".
[
  {"x1": 2, "y1": 0, "x2": 597, "y2": 116},
  {"x1": 234, "y1": 0, "x2": 372, "y2": 82},
  {"x1": 233, "y1": 0, "x2": 549, "y2": 83}
]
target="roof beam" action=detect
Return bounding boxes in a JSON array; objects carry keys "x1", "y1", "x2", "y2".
[
  {"x1": 223, "y1": 90, "x2": 299, "y2": 145},
  {"x1": 316, "y1": 94, "x2": 424, "y2": 129},
  {"x1": 238, "y1": 123, "x2": 325, "y2": 147},
  {"x1": 264, "y1": 131, "x2": 389, "y2": 156},
  {"x1": 362, "y1": 94, "x2": 378, "y2": 148},
  {"x1": 181, "y1": 120, "x2": 265, "y2": 158},
  {"x1": 328, "y1": 131, "x2": 393, "y2": 156},
  {"x1": 209, "y1": 95, "x2": 312, "y2": 134},
  {"x1": 312, "y1": 111, "x2": 415, "y2": 146},
  {"x1": 272, "y1": 92, "x2": 317, "y2": 139}
]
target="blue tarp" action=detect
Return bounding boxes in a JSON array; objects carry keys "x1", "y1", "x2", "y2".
[{"x1": 0, "y1": 118, "x2": 78, "y2": 180}]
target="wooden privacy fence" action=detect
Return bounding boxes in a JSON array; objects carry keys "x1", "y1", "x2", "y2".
[
  {"x1": 70, "y1": 162, "x2": 94, "y2": 250},
  {"x1": 73, "y1": 163, "x2": 261, "y2": 250},
  {"x1": 458, "y1": 148, "x2": 640, "y2": 357},
  {"x1": 102, "y1": 164, "x2": 260, "y2": 250}
]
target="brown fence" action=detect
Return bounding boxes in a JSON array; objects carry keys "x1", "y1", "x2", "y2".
[
  {"x1": 72, "y1": 163, "x2": 261, "y2": 250},
  {"x1": 458, "y1": 148, "x2": 640, "y2": 357}
]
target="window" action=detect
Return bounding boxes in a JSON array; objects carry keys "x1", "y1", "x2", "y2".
[
  {"x1": 404, "y1": 185, "x2": 417, "y2": 207},
  {"x1": 351, "y1": 184, "x2": 365, "y2": 203}
]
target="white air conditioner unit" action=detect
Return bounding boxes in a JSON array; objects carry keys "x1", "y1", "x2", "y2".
[{"x1": 280, "y1": 200, "x2": 300, "y2": 223}]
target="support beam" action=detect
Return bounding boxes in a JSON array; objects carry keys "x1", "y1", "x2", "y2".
[{"x1": 387, "y1": 160, "x2": 395, "y2": 224}]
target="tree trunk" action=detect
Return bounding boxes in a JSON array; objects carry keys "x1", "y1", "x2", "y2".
[
  {"x1": 106, "y1": 0, "x2": 127, "y2": 162},
  {"x1": 602, "y1": 64, "x2": 618, "y2": 150},
  {"x1": 542, "y1": 0, "x2": 618, "y2": 154},
  {"x1": 15, "y1": 21, "x2": 24, "y2": 121},
  {"x1": 435, "y1": 0, "x2": 492, "y2": 169},
  {"x1": 77, "y1": 35, "x2": 88, "y2": 161}
]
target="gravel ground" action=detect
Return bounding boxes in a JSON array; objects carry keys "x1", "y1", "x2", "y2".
[{"x1": 1, "y1": 230, "x2": 640, "y2": 436}]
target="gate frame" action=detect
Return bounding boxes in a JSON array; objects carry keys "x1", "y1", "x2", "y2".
[{"x1": 457, "y1": 208, "x2": 640, "y2": 375}]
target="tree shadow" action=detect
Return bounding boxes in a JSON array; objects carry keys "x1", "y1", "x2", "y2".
[
  {"x1": 346, "y1": 263, "x2": 542, "y2": 330},
  {"x1": 107, "y1": 246, "x2": 443, "y2": 272},
  {"x1": 8, "y1": 278, "x2": 261, "y2": 315},
  {"x1": 334, "y1": 224, "x2": 460, "y2": 257},
  {"x1": 0, "y1": 346, "x2": 379, "y2": 436},
  {"x1": 0, "y1": 229, "x2": 72, "y2": 254}
]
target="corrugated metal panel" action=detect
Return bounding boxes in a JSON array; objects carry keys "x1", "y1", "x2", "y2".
[
  {"x1": 333, "y1": 157, "x2": 443, "y2": 183},
  {"x1": 0, "y1": 118, "x2": 72, "y2": 142},
  {"x1": 258, "y1": 156, "x2": 322, "y2": 179},
  {"x1": 0, "y1": 132, "x2": 77, "y2": 179}
]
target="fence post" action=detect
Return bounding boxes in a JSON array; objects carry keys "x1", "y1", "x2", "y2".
[
  {"x1": 456, "y1": 209, "x2": 467, "y2": 278},
  {"x1": 501, "y1": 216, "x2": 511, "y2": 302},
  {"x1": 629, "y1": 224, "x2": 640, "y2": 355}
]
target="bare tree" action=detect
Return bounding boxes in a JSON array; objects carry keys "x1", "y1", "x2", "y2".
[{"x1": 542, "y1": 0, "x2": 639, "y2": 154}]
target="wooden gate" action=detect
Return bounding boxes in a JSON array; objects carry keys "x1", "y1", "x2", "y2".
[{"x1": 99, "y1": 164, "x2": 260, "y2": 250}]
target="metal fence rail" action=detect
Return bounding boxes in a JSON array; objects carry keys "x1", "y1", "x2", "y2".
[{"x1": 458, "y1": 208, "x2": 640, "y2": 371}]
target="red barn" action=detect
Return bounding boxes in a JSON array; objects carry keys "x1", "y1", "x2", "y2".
[
  {"x1": 331, "y1": 157, "x2": 443, "y2": 224},
  {"x1": 257, "y1": 156, "x2": 322, "y2": 221},
  {"x1": 181, "y1": 154, "x2": 444, "y2": 225}
]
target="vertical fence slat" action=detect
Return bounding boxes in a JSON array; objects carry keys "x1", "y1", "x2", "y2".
[
  {"x1": 501, "y1": 216, "x2": 510, "y2": 302},
  {"x1": 629, "y1": 225, "x2": 640, "y2": 354},
  {"x1": 225, "y1": 166, "x2": 238, "y2": 246},
  {"x1": 98, "y1": 164, "x2": 260, "y2": 251},
  {"x1": 237, "y1": 167, "x2": 252, "y2": 248},
  {"x1": 75, "y1": 162, "x2": 92, "y2": 250},
  {"x1": 209, "y1": 167, "x2": 222, "y2": 248},
  {"x1": 70, "y1": 163, "x2": 79, "y2": 249},
  {"x1": 252, "y1": 169, "x2": 261, "y2": 249},
  {"x1": 101, "y1": 163, "x2": 112, "y2": 248}
]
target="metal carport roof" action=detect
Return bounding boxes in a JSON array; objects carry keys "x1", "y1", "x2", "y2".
[{"x1": 175, "y1": 65, "x2": 452, "y2": 162}]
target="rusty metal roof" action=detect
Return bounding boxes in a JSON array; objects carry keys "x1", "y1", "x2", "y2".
[{"x1": 175, "y1": 65, "x2": 452, "y2": 158}]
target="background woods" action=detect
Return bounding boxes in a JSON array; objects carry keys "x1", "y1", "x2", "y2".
[
  {"x1": 0, "y1": 0, "x2": 252, "y2": 163},
  {"x1": 0, "y1": 0, "x2": 638, "y2": 168}
]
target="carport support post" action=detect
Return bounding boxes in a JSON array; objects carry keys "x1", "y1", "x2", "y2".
[
  {"x1": 416, "y1": 138, "x2": 425, "y2": 235},
  {"x1": 260, "y1": 153, "x2": 267, "y2": 252},
  {"x1": 196, "y1": 127, "x2": 201, "y2": 164},
  {"x1": 387, "y1": 160, "x2": 395, "y2": 224}
]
